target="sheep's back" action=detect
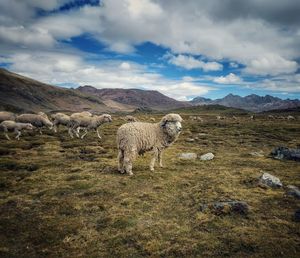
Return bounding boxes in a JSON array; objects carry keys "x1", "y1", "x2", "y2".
[{"x1": 117, "y1": 122, "x2": 160, "y2": 151}]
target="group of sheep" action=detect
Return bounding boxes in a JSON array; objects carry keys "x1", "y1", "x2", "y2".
[
  {"x1": 0, "y1": 110, "x2": 183, "y2": 176},
  {"x1": 0, "y1": 111, "x2": 112, "y2": 140}
]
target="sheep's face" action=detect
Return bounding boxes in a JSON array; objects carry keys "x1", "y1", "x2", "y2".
[
  {"x1": 103, "y1": 115, "x2": 112, "y2": 123},
  {"x1": 163, "y1": 121, "x2": 182, "y2": 137},
  {"x1": 25, "y1": 124, "x2": 34, "y2": 130}
]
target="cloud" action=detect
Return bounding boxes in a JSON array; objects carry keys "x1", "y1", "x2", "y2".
[
  {"x1": 213, "y1": 73, "x2": 242, "y2": 84},
  {"x1": 1, "y1": 50, "x2": 213, "y2": 100},
  {"x1": 168, "y1": 54, "x2": 223, "y2": 71}
]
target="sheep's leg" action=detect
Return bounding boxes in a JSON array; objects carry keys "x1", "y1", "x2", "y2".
[
  {"x1": 15, "y1": 129, "x2": 21, "y2": 140},
  {"x1": 39, "y1": 128, "x2": 43, "y2": 135},
  {"x1": 68, "y1": 127, "x2": 74, "y2": 138},
  {"x1": 74, "y1": 125, "x2": 80, "y2": 138},
  {"x1": 81, "y1": 128, "x2": 88, "y2": 139},
  {"x1": 3, "y1": 127, "x2": 10, "y2": 140},
  {"x1": 76, "y1": 127, "x2": 81, "y2": 134},
  {"x1": 123, "y1": 151, "x2": 134, "y2": 176},
  {"x1": 158, "y1": 150, "x2": 164, "y2": 168},
  {"x1": 150, "y1": 149, "x2": 159, "y2": 172},
  {"x1": 117, "y1": 150, "x2": 125, "y2": 173},
  {"x1": 96, "y1": 129, "x2": 101, "y2": 139}
]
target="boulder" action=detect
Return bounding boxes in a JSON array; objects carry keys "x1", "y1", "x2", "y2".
[
  {"x1": 286, "y1": 185, "x2": 300, "y2": 199},
  {"x1": 200, "y1": 200, "x2": 249, "y2": 215},
  {"x1": 271, "y1": 147, "x2": 300, "y2": 161},
  {"x1": 178, "y1": 153, "x2": 197, "y2": 160},
  {"x1": 200, "y1": 153, "x2": 214, "y2": 161},
  {"x1": 259, "y1": 173, "x2": 282, "y2": 188}
]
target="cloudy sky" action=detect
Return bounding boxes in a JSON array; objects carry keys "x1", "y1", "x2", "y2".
[{"x1": 0, "y1": 0, "x2": 300, "y2": 100}]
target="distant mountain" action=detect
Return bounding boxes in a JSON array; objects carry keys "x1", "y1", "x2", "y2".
[
  {"x1": 0, "y1": 68, "x2": 113, "y2": 113},
  {"x1": 77, "y1": 85, "x2": 190, "y2": 110},
  {"x1": 191, "y1": 93, "x2": 300, "y2": 112}
]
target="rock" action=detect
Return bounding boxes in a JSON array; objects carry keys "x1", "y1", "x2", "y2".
[
  {"x1": 198, "y1": 133, "x2": 207, "y2": 136},
  {"x1": 294, "y1": 209, "x2": 300, "y2": 222},
  {"x1": 185, "y1": 138, "x2": 195, "y2": 142},
  {"x1": 259, "y1": 173, "x2": 282, "y2": 188},
  {"x1": 200, "y1": 153, "x2": 214, "y2": 161},
  {"x1": 271, "y1": 147, "x2": 300, "y2": 161},
  {"x1": 178, "y1": 153, "x2": 197, "y2": 160},
  {"x1": 200, "y1": 200, "x2": 249, "y2": 215},
  {"x1": 250, "y1": 151, "x2": 264, "y2": 157},
  {"x1": 286, "y1": 185, "x2": 300, "y2": 199}
]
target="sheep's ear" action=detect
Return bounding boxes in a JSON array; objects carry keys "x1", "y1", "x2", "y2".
[{"x1": 160, "y1": 116, "x2": 168, "y2": 127}]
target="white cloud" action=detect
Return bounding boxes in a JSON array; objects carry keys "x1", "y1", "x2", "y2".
[
  {"x1": 2, "y1": 51, "x2": 213, "y2": 100},
  {"x1": 244, "y1": 54, "x2": 298, "y2": 75},
  {"x1": 213, "y1": 73, "x2": 241, "y2": 84},
  {"x1": 168, "y1": 54, "x2": 223, "y2": 71}
]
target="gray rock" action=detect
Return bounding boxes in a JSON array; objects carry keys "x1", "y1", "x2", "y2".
[
  {"x1": 286, "y1": 185, "x2": 300, "y2": 199},
  {"x1": 259, "y1": 172, "x2": 283, "y2": 188},
  {"x1": 178, "y1": 152, "x2": 197, "y2": 160},
  {"x1": 200, "y1": 200, "x2": 249, "y2": 215},
  {"x1": 200, "y1": 152, "x2": 214, "y2": 161},
  {"x1": 250, "y1": 151, "x2": 264, "y2": 157},
  {"x1": 271, "y1": 147, "x2": 300, "y2": 161},
  {"x1": 185, "y1": 138, "x2": 195, "y2": 142},
  {"x1": 294, "y1": 209, "x2": 300, "y2": 222}
]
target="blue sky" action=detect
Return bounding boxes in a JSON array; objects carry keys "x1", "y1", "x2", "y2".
[{"x1": 0, "y1": 0, "x2": 300, "y2": 100}]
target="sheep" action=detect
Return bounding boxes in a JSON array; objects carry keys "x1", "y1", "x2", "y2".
[
  {"x1": 0, "y1": 111, "x2": 16, "y2": 123},
  {"x1": 16, "y1": 114, "x2": 53, "y2": 134},
  {"x1": 116, "y1": 113, "x2": 183, "y2": 176},
  {"x1": 68, "y1": 114, "x2": 112, "y2": 139},
  {"x1": 125, "y1": 115, "x2": 138, "y2": 122},
  {"x1": 250, "y1": 115, "x2": 255, "y2": 120},
  {"x1": 287, "y1": 115, "x2": 295, "y2": 121},
  {"x1": 232, "y1": 116, "x2": 238, "y2": 120},
  {"x1": 51, "y1": 113, "x2": 70, "y2": 132},
  {"x1": 150, "y1": 117, "x2": 156, "y2": 122},
  {"x1": 196, "y1": 116, "x2": 204, "y2": 122},
  {"x1": 268, "y1": 115, "x2": 275, "y2": 120},
  {"x1": 216, "y1": 115, "x2": 225, "y2": 120},
  {"x1": 0, "y1": 120, "x2": 33, "y2": 140}
]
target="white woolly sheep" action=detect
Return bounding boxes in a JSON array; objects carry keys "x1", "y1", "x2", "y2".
[
  {"x1": 250, "y1": 115, "x2": 255, "y2": 120},
  {"x1": 68, "y1": 114, "x2": 112, "y2": 139},
  {"x1": 125, "y1": 115, "x2": 138, "y2": 122},
  {"x1": 268, "y1": 115, "x2": 275, "y2": 120},
  {"x1": 51, "y1": 113, "x2": 70, "y2": 132},
  {"x1": 150, "y1": 117, "x2": 156, "y2": 122},
  {"x1": 16, "y1": 114, "x2": 53, "y2": 134},
  {"x1": 0, "y1": 111, "x2": 16, "y2": 123},
  {"x1": 0, "y1": 120, "x2": 34, "y2": 140},
  {"x1": 287, "y1": 115, "x2": 295, "y2": 121},
  {"x1": 116, "y1": 113, "x2": 183, "y2": 176},
  {"x1": 216, "y1": 115, "x2": 225, "y2": 120}
]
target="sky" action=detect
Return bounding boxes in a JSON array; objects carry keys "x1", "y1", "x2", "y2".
[{"x1": 0, "y1": 0, "x2": 300, "y2": 101}]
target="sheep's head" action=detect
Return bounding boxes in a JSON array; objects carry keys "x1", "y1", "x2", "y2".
[
  {"x1": 101, "y1": 114, "x2": 112, "y2": 123},
  {"x1": 160, "y1": 113, "x2": 183, "y2": 138},
  {"x1": 25, "y1": 123, "x2": 34, "y2": 130},
  {"x1": 43, "y1": 118, "x2": 53, "y2": 129}
]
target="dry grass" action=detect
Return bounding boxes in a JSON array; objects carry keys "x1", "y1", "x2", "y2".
[{"x1": 0, "y1": 111, "x2": 299, "y2": 257}]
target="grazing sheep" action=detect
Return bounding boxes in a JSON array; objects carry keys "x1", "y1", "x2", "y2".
[
  {"x1": 69, "y1": 114, "x2": 112, "y2": 139},
  {"x1": 287, "y1": 115, "x2": 295, "y2": 121},
  {"x1": 150, "y1": 117, "x2": 156, "y2": 122},
  {"x1": 0, "y1": 111, "x2": 16, "y2": 123},
  {"x1": 125, "y1": 115, "x2": 138, "y2": 122},
  {"x1": 16, "y1": 114, "x2": 53, "y2": 134},
  {"x1": 216, "y1": 115, "x2": 225, "y2": 120},
  {"x1": 190, "y1": 116, "x2": 197, "y2": 120},
  {"x1": 51, "y1": 113, "x2": 70, "y2": 132},
  {"x1": 250, "y1": 115, "x2": 255, "y2": 120},
  {"x1": 197, "y1": 116, "x2": 204, "y2": 122},
  {"x1": 232, "y1": 116, "x2": 238, "y2": 120},
  {"x1": 268, "y1": 115, "x2": 275, "y2": 120},
  {"x1": 0, "y1": 120, "x2": 33, "y2": 140},
  {"x1": 117, "y1": 113, "x2": 183, "y2": 176}
]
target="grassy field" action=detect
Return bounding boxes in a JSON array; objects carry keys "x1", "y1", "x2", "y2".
[{"x1": 0, "y1": 110, "x2": 299, "y2": 257}]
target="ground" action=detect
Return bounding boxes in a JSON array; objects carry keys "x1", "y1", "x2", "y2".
[{"x1": 0, "y1": 110, "x2": 299, "y2": 257}]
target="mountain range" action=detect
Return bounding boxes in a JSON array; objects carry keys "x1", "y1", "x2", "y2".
[
  {"x1": 0, "y1": 68, "x2": 299, "y2": 113},
  {"x1": 191, "y1": 94, "x2": 300, "y2": 112}
]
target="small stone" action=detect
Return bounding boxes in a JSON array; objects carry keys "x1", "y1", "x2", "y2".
[
  {"x1": 250, "y1": 151, "x2": 264, "y2": 157},
  {"x1": 294, "y1": 209, "x2": 300, "y2": 222},
  {"x1": 185, "y1": 138, "x2": 195, "y2": 142},
  {"x1": 178, "y1": 153, "x2": 197, "y2": 160},
  {"x1": 259, "y1": 172, "x2": 282, "y2": 188},
  {"x1": 286, "y1": 185, "x2": 300, "y2": 199},
  {"x1": 200, "y1": 200, "x2": 249, "y2": 215},
  {"x1": 200, "y1": 153, "x2": 214, "y2": 161}
]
